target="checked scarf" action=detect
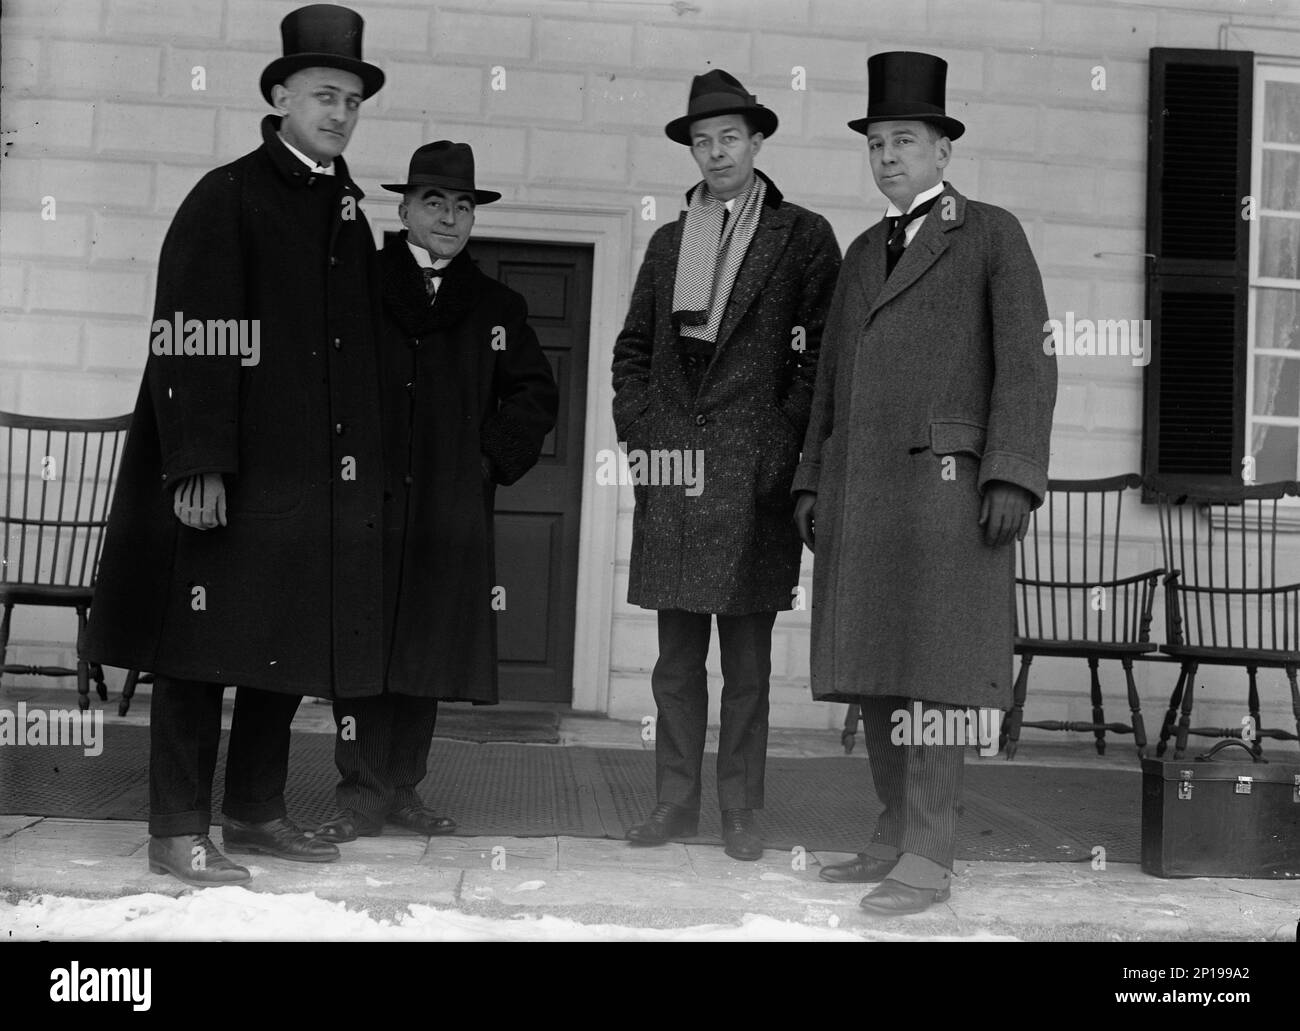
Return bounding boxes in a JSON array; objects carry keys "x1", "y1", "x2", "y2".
[{"x1": 672, "y1": 173, "x2": 766, "y2": 348}]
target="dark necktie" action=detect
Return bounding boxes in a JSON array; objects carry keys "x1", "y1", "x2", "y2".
[
  {"x1": 422, "y1": 266, "x2": 443, "y2": 301},
  {"x1": 885, "y1": 194, "x2": 940, "y2": 276}
]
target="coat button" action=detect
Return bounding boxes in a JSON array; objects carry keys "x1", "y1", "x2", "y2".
[
  {"x1": 404, "y1": 474, "x2": 413, "y2": 486},
  {"x1": 307, "y1": 175, "x2": 316, "y2": 186},
  {"x1": 695, "y1": 413, "x2": 708, "y2": 426},
  {"x1": 334, "y1": 422, "x2": 345, "y2": 436},
  {"x1": 330, "y1": 256, "x2": 339, "y2": 267},
  {"x1": 333, "y1": 337, "x2": 342, "y2": 350}
]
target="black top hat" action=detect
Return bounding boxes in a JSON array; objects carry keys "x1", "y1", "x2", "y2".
[
  {"x1": 848, "y1": 51, "x2": 965, "y2": 141},
  {"x1": 382, "y1": 141, "x2": 502, "y2": 205},
  {"x1": 664, "y1": 69, "x2": 778, "y2": 146},
  {"x1": 260, "y1": 4, "x2": 385, "y2": 105}
]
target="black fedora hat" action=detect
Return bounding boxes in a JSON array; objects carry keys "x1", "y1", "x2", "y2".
[
  {"x1": 664, "y1": 69, "x2": 778, "y2": 146},
  {"x1": 382, "y1": 141, "x2": 502, "y2": 204},
  {"x1": 260, "y1": 4, "x2": 385, "y2": 105},
  {"x1": 848, "y1": 51, "x2": 965, "y2": 141}
]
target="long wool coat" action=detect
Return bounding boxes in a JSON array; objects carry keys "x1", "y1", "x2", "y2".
[
  {"x1": 81, "y1": 117, "x2": 385, "y2": 698},
  {"x1": 793, "y1": 185, "x2": 1058, "y2": 709},
  {"x1": 612, "y1": 173, "x2": 842, "y2": 615},
  {"x1": 378, "y1": 234, "x2": 558, "y2": 703}
]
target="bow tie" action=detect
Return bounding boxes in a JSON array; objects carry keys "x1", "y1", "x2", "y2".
[{"x1": 422, "y1": 267, "x2": 444, "y2": 299}]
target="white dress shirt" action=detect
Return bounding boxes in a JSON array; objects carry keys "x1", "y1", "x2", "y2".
[
  {"x1": 279, "y1": 134, "x2": 335, "y2": 175},
  {"x1": 407, "y1": 240, "x2": 453, "y2": 297},
  {"x1": 884, "y1": 179, "x2": 947, "y2": 247}
]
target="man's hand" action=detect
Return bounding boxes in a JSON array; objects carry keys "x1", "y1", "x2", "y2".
[
  {"x1": 979, "y1": 480, "x2": 1031, "y2": 547},
  {"x1": 793, "y1": 490, "x2": 816, "y2": 552},
  {"x1": 173, "y1": 472, "x2": 227, "y2": 530}
]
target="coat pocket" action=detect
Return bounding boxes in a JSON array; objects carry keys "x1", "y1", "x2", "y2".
[{"x1": 928, "y1": 419, "x2": 987, "y2": 458}]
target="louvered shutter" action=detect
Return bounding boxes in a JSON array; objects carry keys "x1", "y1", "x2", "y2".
[{"x1": 1143, "y1": 48, "x2": 1253, "y2": 490}]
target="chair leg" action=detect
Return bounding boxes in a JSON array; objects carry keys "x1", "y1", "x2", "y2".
[
  {"x1": 73, "y1": 607, "x2": 90, "y2": 712},
  {"x1": 1002, "y1": 653, "x2": 1032, "y2": 760},
  {"x1": 1088, "y1": 656, "x2": 1106, "y2": 755},
  {"x1": 119, "y1": 669, "x2": 140, "y2": 717},
  {"x1": 1246, "y1": 665, "x2": 1263, "y2": 759},
  {"x1": 1123, "y1": 658, "x2": 1147, "y2": 759},
  {"x1": 0, "y1": 602, "x2": 11, "y2": 690},
  {"x1": 91, "y1": 662, "x2": 107, "y2": 702},
  {"x1": 1286, "y1": 665, "x2": 1300, "y2": 747},
  {"x1": 1173, "y1": 662, "x2": 1199, "y2": 759},
  {"x1": 1156, "y1": 665, "x2": 1187, "y2": 758}
]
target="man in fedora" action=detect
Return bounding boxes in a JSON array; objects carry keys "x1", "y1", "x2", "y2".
[
  {"x1": 314, "y1": 142, "x2": 557, "y2": 843},
  {"x1": 612, "y1": 70, "x2": 841, "y2": 860},
  {"x1": 793, "y1": 52, "x2": 1057, "y2": 914},
  {"x1": 82, "y1": 4, "x2": 387, "y2": 884}
]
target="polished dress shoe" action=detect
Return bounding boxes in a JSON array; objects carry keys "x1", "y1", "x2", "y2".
[
  {"x1": 721, "y1": 809, "x2": 763, "y2": 861},
  {"x1": 222, "y1": 816, "x2": 340, "y2": 863},
  {"x1": 858, "y1": 878, "x2": 951, "y2": 916},
  {"x1": 387, "y1": 803, "x2": 457, "y2": 836},
  {"x1": 626, "y1": 802, "x2": 698, "y2": 845},
  {"x1": 818, "y1": 853, "x2": 897, "y2": 883},
  {"x1": 148, "y1": 833, "x2": 250, "y2": 886},
  {"x1": 314, "y1": 809, "x2": 383, "y2": 844}
]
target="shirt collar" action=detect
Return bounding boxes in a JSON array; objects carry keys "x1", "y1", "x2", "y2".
[
  {"x1": 278, "y1": 134, "x2": 335, "y2": 176},
  {"x1": 885, "y1": 179, "x2": 947, "y2": 218},
  {"x1": 407, "y1": 240, "x2": 452, "y2": 270}
]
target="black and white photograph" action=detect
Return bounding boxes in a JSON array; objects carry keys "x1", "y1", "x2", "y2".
[{"x1": 1, "y1": 0, "x2": 1299, "y2": 973}]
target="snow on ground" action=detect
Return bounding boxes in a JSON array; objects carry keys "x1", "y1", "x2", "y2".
[{"x1": 1, "y1": 889, "x2": 1019, "y2": 942}]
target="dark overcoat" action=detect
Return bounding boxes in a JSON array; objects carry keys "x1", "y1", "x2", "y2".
[
  {"x1": 378, "y1": 233, "x2": 557, "y2": 703},
  {"x1": 81, "y1": 116, "x2": 385, "y2": 698},
  {"x1": 793, "y1": 184, "x2": 1058, "y2": 709},
  {"x1": 611, "y1": 172, "x2": 842, "y2": 615}
]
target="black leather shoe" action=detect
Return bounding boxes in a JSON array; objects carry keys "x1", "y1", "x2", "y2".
[
  {"x1": 148, "y1": 833, "x2": 251, "y2": 886},
  {"x1": 858, "y1": 878, "x2": 951, "y2": 916},
  {"x1": 818, "y1": 853, "x2": 897, "y2": 883},
  {"x1": 387, "y1": 803, "x2": 458, "y2": 836},
  {"x1": 314, "y1": 809, "x2": 382, "y2": 844},
  {"x1": 626, "y1": 802, "x2": 698, "y2": 845},
  {"x1": 222, "y1": 816, "x2": 340, "y2": 863},
  {"x1": 721, "y1": 809, "x2": 763, "y2": 861}
]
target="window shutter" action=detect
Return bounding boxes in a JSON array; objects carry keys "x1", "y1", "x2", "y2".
[{"x1": 1143, "y1": 48, "x2": 1252, "y2": 490}]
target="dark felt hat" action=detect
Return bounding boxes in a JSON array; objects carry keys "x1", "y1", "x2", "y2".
[
  {"x1": 664, "y1": 69, "x2": 778, "y2": 145},
  {"x1": 260, "y1": 4, "x2": 385, "y2": 105},
  {"x1": 847, "y1": 51, "x2": 965, "y2": 141},
  {"x1": 382, "y1": 141, "x2": 502, "y2": 204}
]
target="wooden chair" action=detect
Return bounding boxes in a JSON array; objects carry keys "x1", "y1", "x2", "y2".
[
  {"x1": 1147, "y1": 476, "x2": 1300, "y2": 759},
  {"x1": 1000, "y1": 474, "x2": 1164, "y2": 759},
  {"x1": 0, "y1": 411, "x2": 131, "y2": 710}
]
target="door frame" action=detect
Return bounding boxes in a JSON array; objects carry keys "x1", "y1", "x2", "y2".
[{"x1": 374, "y1": 201, "x2": 633, "y2": 714}]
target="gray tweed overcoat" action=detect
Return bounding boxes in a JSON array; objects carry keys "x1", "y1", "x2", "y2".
[
  {"x1": 792, "y1": 184, "x2": 1057, "y2": 708},
  {"x1": 612, "y1": 173, "x2": 842, "y2": 614}
]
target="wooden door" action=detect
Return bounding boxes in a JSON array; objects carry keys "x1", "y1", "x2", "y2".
[{"x1": 473, "y1": 240, "x2": 592, "y2": 702}]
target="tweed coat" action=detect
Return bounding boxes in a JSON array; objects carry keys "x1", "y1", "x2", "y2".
[
  {"x1": 377, "y1": 233, "x2": 558, "y2": 703},
  {"x1": 612, "y1": 172, "x2": 842, "y2": 614},
  {"x1": 81, "y1": 116, "x2": 385, "y2": 698},
  {"x1": 792, "y1": 184, "x2": 1057, "y2": 708}
]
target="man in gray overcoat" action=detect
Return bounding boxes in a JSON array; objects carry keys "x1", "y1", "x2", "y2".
[
  {"x1": 82, "y1": 5, "x2": 386, "y2": 885},
  {"x1": 612, "y1": 70, "x2": 841, "y2": 860},
  {"x1": 793, "y1": 52, "x2": 1057, "y2": 914}
]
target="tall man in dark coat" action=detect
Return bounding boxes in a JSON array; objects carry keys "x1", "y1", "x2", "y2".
[
  {"x1": 81, "y1": 5, "x2": 387, "y2": 885},
  {"x1": 793, "y1": 52, "x2": 1057, "y2": 915},
  {"x1": 315, "y1": 142, "x2": 558, "y2": 843},
  {"x1": 612, "y1": 70, "x2": 841, "y2": 860}
]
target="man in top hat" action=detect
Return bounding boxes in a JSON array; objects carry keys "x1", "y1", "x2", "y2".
[
  {"x1": 82, "y1": 4, "x2": 388, "y2": 884},
  {"x1": 314, "y1": 142, "x2": 558, "y2": 843},
  {"x1": 612, "y1": 70, "x2": 841, "y2": 860},
  {"x1": 793, "y1": 52, "x2": 1057, "y2": 914}
]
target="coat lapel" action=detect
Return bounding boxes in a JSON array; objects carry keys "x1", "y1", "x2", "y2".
[
  {"x1": 710, "y1": 200, "x2": 795, "y2": 356},
  {"x1": 866, "y1": 185, "x2": 965, "y2": 322}
]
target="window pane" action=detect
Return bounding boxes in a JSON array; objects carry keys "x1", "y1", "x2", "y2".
[
  {"x1": 1255, "y1": 287, "x2": 1300, "y2": 352},
  {"x1": 1262, "y1": 150, "x2": 1300, "y2": 211},
  {"x1": 1253, "y1": 355, "x2": 1300, "y2": 417},
  {"x1": 1263, "y1": 80, "x2": 1300, "y2": 144},
  {"x1": 1259, "y1": 215, "x2": 1300, "y2": 280},
  {"x1": 1250, "y1": 422, "x2": 1299, "y2": 481}
]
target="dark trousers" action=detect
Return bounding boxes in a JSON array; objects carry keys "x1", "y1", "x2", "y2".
[
  {"x1": 858, "y1": 695, "x2": 965, "y2": 886},
  {"x1": 331, "y1": 694, "x2": 440, "y2": 822},
  {"x1": 149, "y1": 675, "x2": 301, "y2": 837},
  {"x1": 651, "y1": 608, "x2": 777, "y2": 812}
]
